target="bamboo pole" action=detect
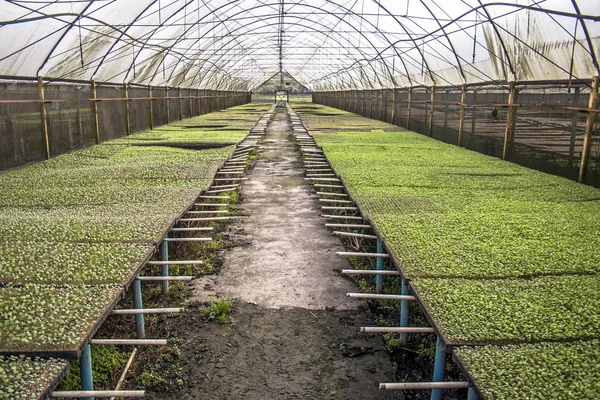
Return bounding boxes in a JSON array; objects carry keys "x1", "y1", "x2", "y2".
[
  {"x1": 333, "y1": 232, "x2": 377, "y2": 239},
  {"x1": 361, "y1": 327, "x2": 435, "y2": 333},
  {"x1": 502, "y1": 81, "x2": 517, "y2": 160},
  {"x1": 148, "y1": 85, "x2": 154, "y2": 130},
  {"x1": 165, "y1": 87, "x2": 170, "y2": 123},
  {"x1": 428, "y1": 85, "x2": 435, "y2": 136},
  {"x1": 37, "y1": 77, "x2": 50, "y2": 159},
  {"x1": 379, "y1": 88, "x2": 384, "y2": 121},
  {"x1": 407, "y1": 87, "x2": 413, "y2": 130},
  {"x1": 108, "y1": 348, "x2": 137, "y2": 400},
  {"x1": 337, "y1": 252, "x2": 389, "y2": 258},
  {"x1": 90, "y1": 339, "x2": 167, "y2": 346},
  {"x1": 91, "y1": 80, "x2": 100, "y2": 144},
  {"x1": 178, "y1": 87, "x2": 182, "y2": 120},
  {"x1": 579, "y1": 76, "x2": 599, "y2": 183},
  {"x1": 391, "y1": 88, "x2": 397, "y2": 125},
  {"x1": 124, "y1": 83, "x2": 130, "y2": 135},
  {"x1": 457, "y1": 84, "x2": 467, "y2": 146},
  {"x1": 111, "y1": 308, "x2": 183, "y2": 315}
]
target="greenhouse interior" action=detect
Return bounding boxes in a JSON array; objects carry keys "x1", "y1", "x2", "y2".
[{"x1": 0, "y1": 0, "x2": 598, "y2": 399}]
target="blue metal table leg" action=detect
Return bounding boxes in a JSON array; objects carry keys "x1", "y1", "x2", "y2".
[
  {"x1": 133, "y1": 273, "x2": 145, "y2": 339},
  {"x1": 399, "y1": 278, "x2": 410, "y2": 343},
  {"x1": 375, "y1": 239, "x2": 384, "y2": 293},
  {"x1": 161, "y1": 234, "x2": 169, "y2": 294},
  {"x1": 467, "y1": 387, "x2": 479, "y2": 400},
  {"x1": 80, "y1": 343, "x2": 94, "y2": 400},
  {"x1": 431, "y1": 335, "x2": 446, "y2": 400}
]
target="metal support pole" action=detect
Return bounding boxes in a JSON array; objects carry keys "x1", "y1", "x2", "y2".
[
  {"x1": 579, "y1": 76, "x2": 599, "y2": 183},
  {"x1": 467, "y1": 387, "x2": 479, "y2": 400},
  {"x1": 431, "y1": 336, "x2": 446, "y2": 400},
  {"x1": 133, "y1": 274, "x2": 145, "y2": 339},
  {"x1": 375, "y1": 239, "x2": 384, "y2": 293},
  {"x1": 399, "y1": 278, "x2": 410, "y2": 343},
  {"x1": 161, "y1": 234, "x2": 169, "y2": 294},
  {"x1": 80, "y1": 344, "x2": 94, "y2": 400}
]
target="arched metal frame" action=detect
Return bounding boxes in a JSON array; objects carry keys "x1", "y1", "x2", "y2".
[{"x1": 0, "y1": 0, "x2": 598, "y2": 91}]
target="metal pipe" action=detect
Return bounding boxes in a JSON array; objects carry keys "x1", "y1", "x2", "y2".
[
  {"x1": 314, "y1": 184, "x2": 344, "y2": 189},
  {"x1": 79, "y1": 344, "x2": 94, "y2": 400},
  {"x1": 361, "y1": 327, "x2": 435, "y2": 333},
  {"x1": 341, "y1": 269, "x2": 399, "y2": 275},
  {"x1": 347, "y1": 293, "x2": 416, "y2": 300},
  {"x1": 319, "y1": 199, "x2": 352, "y2": 203},
  {"x1": 147, "y1": 260, "x2": 203, "y2": 265},
  {"x1": 198, "y1": 195, "x2": 230, "y2": 199},
  {"x1": 467, "y1": 387, "x2": 479, "y2": 400},
  {"x1": 163, "y1": 238, "x2": 212, "y2": 242},
  {"x1": 161, "y1": 235, "x2": 169, "y2": 294},
  {"x1": 336, "y1": 252, "x2": 389, "y2": 257},
  {"x1": 179, "y1": 216, "x2": 231, "y2": 221},
  {"x1": 379, "y1": 382, "x2": 470, "y2": 390},
  {"x1": 400, "y1": 278, "x2": 410, "y2": 344},
  {"x1": 133, "y1": 274, "x2": 145, "y2": 339},
  {"x1": 316, "y1": 192, "x2": 348, "y2": 197},
  {"x1": 171, "y1": 227, "x2": 214, "y2": 231},
  {"x1": 186, "y1": 210, "x2": 228, "y2": 214},
  {"x1": 325, "y1": 224, "x2": 371, "y2": 229},
  {"x1": 333, "y1": 231, "x2": 377, "y2": 239},
  {"x1": 136, "y1": 276, "x2": 193, "y2": 281},
  {"x1": 321, "y1": 215, "x2": 363, "y2": 220},
  {"x1": 376, "y1": 239, "x2": 384, "y2": 293},
  {"x1": 90, "y1": 339, "x2": 167, "y2": 346},
  {"x1": 52, "y1": 391, "x2": 145, "y2": 398},
  {"x1": 111, "y1": 308, "x2": 183, "y2": 315},
  {"x1": 431, "y1": 335, "x2": 447, "y2": 400}
]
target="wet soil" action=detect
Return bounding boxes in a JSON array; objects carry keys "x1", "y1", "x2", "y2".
[{"x1": 145, "y1": 109, "x2": 399, "y2": 399}]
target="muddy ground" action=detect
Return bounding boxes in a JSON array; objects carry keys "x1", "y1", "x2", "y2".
[{"x1": 140, "y1": 110, "x2": 400, "y2": 399}]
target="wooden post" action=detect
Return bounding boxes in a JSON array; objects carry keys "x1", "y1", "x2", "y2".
[
  {"x1": 188, "y1": 88, "x2": 193, "y2": 118},
  {"x1": 369, "y1": 90, "x2": 374, "y2": 118},
  {"x1": 361, "y1": 90, "x2": 365, "y2": 116},
  {"x1": 428, "y1": 85, "x2": 435, "y2": 136},
  {"x1": 502, "y1": 81, "x2": 517, "y2": 160},
  {"x1": 178, "y1": 87, "x2": 182, "y2": 120},
  {"x1": 443, "y1": 90, "x2": 449, "y2": 134},
  {"x1": 37, "y1": 77, "x2": 50, "y2": 159},
  {"x1": 196, "y1": 88, "x2": 202, "y2": 115},
  {"x1": 379, "y1": 89, "x2": 384, "y2": 121},
  {"x1": 471, "y1": 90, "x2": 478, "y2": 138},
  {"x1": 407, "y1": 87, "x2": 413, "y2": 130},
  {"x1": 148, "y1": 85, "x2": 154, "y2": 130},
  {"x1": 457, "y1": 84, "x2": 467, "y2": 146},
  {"x1": 124, "y1": 83, "x2": 131, "y2": 135},
  {"x1": 578, "y1": 76, "x2": 599, "y2": 183},
  {"x1": 568, "y1": 87, "x2": 581, "y2": 167},
  {"x1": 165, "y1": 87, "x2": 170, "y2": 123},
  {"x1": 91, "y1": 80, "x2": 100, "y2": 144},
  {"x1": 391, "y1": 87, "x2": 397, "y2": 125}
]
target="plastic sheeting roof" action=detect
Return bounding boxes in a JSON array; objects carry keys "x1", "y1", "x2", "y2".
[{"x1": 0, "y1": 0, "x2": 598, "y2": 91}]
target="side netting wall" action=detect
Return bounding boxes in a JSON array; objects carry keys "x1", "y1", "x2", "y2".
[
  {"x1": 0, "y1": 78, "x2": 252, "y2": 170},
  {"x1": 314, "y1": 79, "x2": 600, "y2": 187}
]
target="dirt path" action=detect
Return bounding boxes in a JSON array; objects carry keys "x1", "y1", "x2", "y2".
[{"x1": 147, "y1": 109, "x2": 397, "y2": 399}]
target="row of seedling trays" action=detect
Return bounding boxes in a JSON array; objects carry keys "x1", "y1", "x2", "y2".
[
  {"x1": 287, "y1": 103, "x2": 479, "y2": 400},
  {"x1": 46, "y1": 106, "x2": 276, "y2": 399}
]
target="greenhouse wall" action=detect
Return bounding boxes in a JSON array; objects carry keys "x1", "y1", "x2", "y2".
[
  {"x1": 0, "y1": 79, "x2": 249, "y2": 171},
  {"x1": 314, "y1": 80, "x2": 600, "y2": 187}
]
